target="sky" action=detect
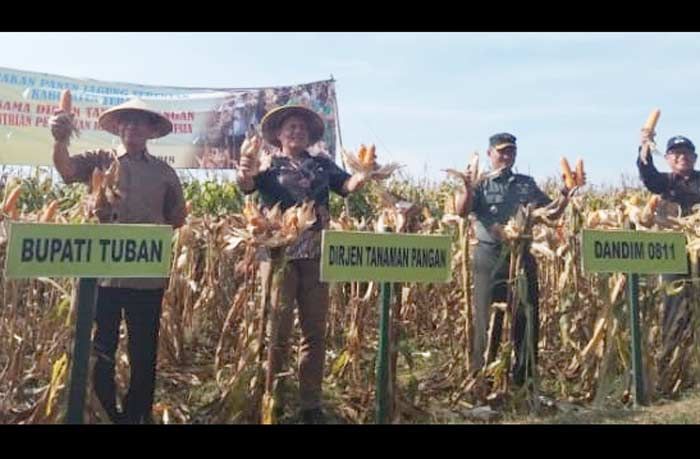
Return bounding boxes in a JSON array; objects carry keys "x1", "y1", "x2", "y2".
[{"x1": 3, "y1": 31, "x2": 700, "y2": 187}]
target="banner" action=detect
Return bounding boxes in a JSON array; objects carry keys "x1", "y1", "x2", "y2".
[{"x1": 0, "y1": 66, "x2": 338, "y2": 169}]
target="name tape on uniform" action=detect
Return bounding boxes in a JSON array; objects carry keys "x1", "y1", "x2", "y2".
[
  {"x1": 582, "y1": 229, "x2": 687, "y2": 274},
  {"x1": 320, "y1": 230, "x2": 452, "y2": 283},
  {"x1": 5, "y1": 222, "x2": 173, "y2": 278}
]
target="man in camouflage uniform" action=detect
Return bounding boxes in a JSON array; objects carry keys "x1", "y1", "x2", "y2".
[{"x1": 457, "y1": 133, "x2": 574, "y2": 386}]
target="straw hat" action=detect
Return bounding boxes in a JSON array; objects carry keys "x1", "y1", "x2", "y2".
[
  {"x1": 98, "y1": 98, "x2": 173, "y2": 139},
  {"x1": 260, "y1": 105, "x2": 324, "y2": 148}
]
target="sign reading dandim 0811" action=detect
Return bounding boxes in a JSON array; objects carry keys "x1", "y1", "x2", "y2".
[
  {"x1": 5, "y1": 222, "x2": 173, "y2": 278},
  {"x1": 582, "y1": 229, "x2": 687, "y2": 274},
  {"x1": 320, "y1": 230, "x2": 452, "y2": 283}
]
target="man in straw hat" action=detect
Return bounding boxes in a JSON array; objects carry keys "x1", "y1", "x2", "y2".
[
  {"x1": 237, "y1": 105, "x2": 369, "y2": 423},
  {"x1": 456, "y1": 133, "x2": 580, "y2": 388},
  {"x1": 49, "y1": 98, "x2": 186, "y2": 424}
]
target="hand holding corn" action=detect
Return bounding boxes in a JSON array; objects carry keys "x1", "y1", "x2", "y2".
[
  {"x1": 239, "y1": 134, "x2": 262, "y2": 179},
  {"x1": 639, "y1": 109, "x2": 660, "y2": 165},
  {"x1": 560, "y1": 157, "x2": 586, "y2": 196},
  {"x1": 341, "y1": 144, "x2": 402, "y2": 181},
  {"x1": 49, "y1": 90, "x2": 79, "y2": 144},
  {"x1": 443, "y1": 166, "x2": 472, "y2": 190}
]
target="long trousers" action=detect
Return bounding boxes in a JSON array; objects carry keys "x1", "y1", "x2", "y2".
[
  {"x1": 92, "y1": 287, "x2": 164, "y2": 424},
  {"x1": 471, "y1": 242, "x2": 540, "y2": 385},
  {"x1": 260, "y1": 258, "x2": 329, "y2": 410}
]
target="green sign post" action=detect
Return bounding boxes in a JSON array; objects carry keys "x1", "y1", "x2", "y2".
[
  {"x1": 66, "y1": 277, "x2": 97, "y2": 424},
  {"x1": 5, "y1": 222, "x2": 173, "y2": 424},
  {"x1": 321, "y1": 230, "x2": 451, "y2": 423},
  {"x1": 582, "y1": 229, "x2": 687, "y2": 406}
]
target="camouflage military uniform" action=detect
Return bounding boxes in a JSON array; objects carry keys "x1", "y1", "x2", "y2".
[{"x1": 469, "y1": 167, "x2": 552, "y2": 385}]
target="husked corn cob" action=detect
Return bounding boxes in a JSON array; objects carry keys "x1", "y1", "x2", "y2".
[
  {"x1": 644, "y1": 108, "x2": 661, "y2": 131},
  {"x1": 40, "y1": 200, "x2": 60, "y2": 223},
  {"x1": 3, "y1": 184, "x2": 22, "y2": 219},
  {"x1": 59, "y1": 89, "x2": 72, "y2": 114},
  {"x1": 561, "y1": 157, "x2": 576, "y2": 189},
  {"x1": 575, "y1": 159, "x2": 586, "y2": 187}
]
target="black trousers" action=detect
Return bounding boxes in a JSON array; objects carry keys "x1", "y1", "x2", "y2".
[
  {"x1": 472, "y1": 242, "x2": 540, "y2": 385},
  {"x1": 92, "y1": 287, "x2": 164, "y2": 424}
]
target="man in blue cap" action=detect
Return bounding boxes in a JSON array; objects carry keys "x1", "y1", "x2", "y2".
[
  {"x1": 639, "y1": 132, "x2": 700, "y2": 211},
  {"x1": 639, "y1": 130, "x2": 700, "y2": 385},
  {"x1": 456, "y1": 133, "x2": 578, "y2": 387}
]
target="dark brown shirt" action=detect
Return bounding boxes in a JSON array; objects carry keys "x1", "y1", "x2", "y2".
[{"x1": 59, "y1": 148, "x2": 186, "y2": 289}]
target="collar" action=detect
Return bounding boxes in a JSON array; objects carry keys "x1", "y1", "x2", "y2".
[
  {"x1": 275, "y1": 150, "x2": 312, "y2": 163},
  {"x1": 117, "y1": 147, "x2": 152, "y2": 162},
  {"x1": 491, "y1": 167, "x2": 514, "y2": 182}
]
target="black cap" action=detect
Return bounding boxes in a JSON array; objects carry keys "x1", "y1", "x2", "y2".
[
  {"x1": 666, "y1": 135, "x2": 695, "y2": 153},
  {"x1": 489, "y1": 132, "x2": 517, "y2": 150}
]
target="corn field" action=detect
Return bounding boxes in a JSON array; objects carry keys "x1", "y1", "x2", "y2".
[{"x1": 2, "y1": 167, "x2": 700, "y2": 424}]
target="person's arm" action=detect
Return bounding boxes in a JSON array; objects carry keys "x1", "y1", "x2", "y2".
[
  {"x1": 50, "y1": 113, "x2": 78, "y2": 181},
  {"x1": 164, "y1": 168, "x2": 187, "y2": 229},
  {"x1": 539, "y1": 193, "x2": 569, "y2": 220},
  {"x1": 50, "y1": 112, "x2": 116, "y2": 184},
  {"x1": 637, "y1": 152, "x2": 669, "y2": 194},
  {"x1": 456, "y1": 173, "x2": 474, "y2": 217},
  {"x1": 638, "y1": 128, "x2": 669, "y2": 194},
  {"x1": 323, "y1": 157, "x2": 355, "y2": 196},
  {"x1": 529, "y1": 176, "x2": 571, "y2": 220},
  {"x1": 342, "y1": 172, "x2": 368, "y2": 194},
  {"x1": 545, "y1": 167, "x2": 589, "y2": 219},
  {"x1": 53, "y1": 141, "x2": 78, "y2": 179},
  {"x1": 236, "y1": 135, "x2": 262, "y2": 193}
]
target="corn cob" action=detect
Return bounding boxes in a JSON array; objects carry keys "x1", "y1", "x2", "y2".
[
  {"x1": 90, "y1": 168, "x2": 104, "y2": 193},
  {"x1": 575, "y1": 159, "x2": 585, "y2": 187},
  {"x1": 644, "y1": 108, "x2": 661, "y2": 131},
  {"x1": 357, "y1": 144, "x2": 368, "y2": 164},
  {"x1": 561, "y1": 157, "x2": 576, "y2": 189},
  {"x1": 59, "y1": 89, "x2": 72, "y2": 114},
  {"x1": 641, "y1": 195, "x2": 661, "y2": 225},
  {"x1": 366, "y1": 144, "x2": 377, "y2": 166},
  {"x1": 469, "y1": 152, "x2": 480, "y2": 183},
  {"x1": 358, "y1": 144, "x2": 377, "y2": 168},
  {"x1": 40, "y1": 200, "x2": 60, "y2": 223},
  {"x1": 3, "y1": 184, "x2": 22, "y2": 219}
]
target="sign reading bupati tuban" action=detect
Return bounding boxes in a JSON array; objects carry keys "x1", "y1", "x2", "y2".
[
  {"x1": 320, "y1": 230, "x2": 452, "y2": 283},
  {"x1": 0, "y1": 66, "x2": 338, "y2": 168},
  {"x1": 5, "y1": 222, "x2": 173, "y2": 278}
]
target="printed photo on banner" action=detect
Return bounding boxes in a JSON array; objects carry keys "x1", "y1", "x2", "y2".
[
  {"x1": 194, "y1": 80, "x2": 338, "y2": 169},
  {"x1": 0, "y1": 67, "x2": 338, "y2": 170}
]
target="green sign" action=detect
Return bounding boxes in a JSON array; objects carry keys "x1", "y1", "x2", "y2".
[
  {"x1": 5, "y1": 222, "x2": 173, "y2": 278},
  {"x1": 582, "y1": 229, "x2": 687, "y2": 274},
  {"x1": 320, "y1": 230, "x2": 452, "y2": 283}
]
